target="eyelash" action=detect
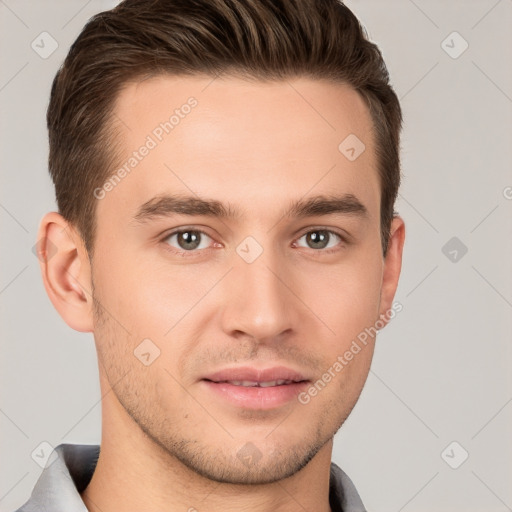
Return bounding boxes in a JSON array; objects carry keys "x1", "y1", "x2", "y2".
[{"x1": 160, "y1": 227, "x2": 348, "y2": 258}]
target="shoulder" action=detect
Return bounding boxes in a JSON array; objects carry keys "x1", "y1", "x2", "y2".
[{"x1": 329, "y1": 461, "x2": 367, "y2": 512}]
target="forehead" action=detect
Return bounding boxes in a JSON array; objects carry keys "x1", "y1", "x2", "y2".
[
  {"x1": 99, "y1": 74, "x2": 379, "y2": 227},
  {"x1": 115, "y1": 74, "x2": 374, "y2": 150}
]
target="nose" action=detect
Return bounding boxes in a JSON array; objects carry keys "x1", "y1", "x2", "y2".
[{"x1": 219, "y1": 245, "x2": 299, "y2": 344}]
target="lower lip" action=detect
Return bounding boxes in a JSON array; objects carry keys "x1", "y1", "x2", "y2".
[{"x1": 201, "y1": 380, "x2": 310, "y2": 410}]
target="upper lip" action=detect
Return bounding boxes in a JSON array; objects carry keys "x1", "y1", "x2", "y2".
[{"x1": 202, "y1": 365, "x2": 310, "y2": 383}]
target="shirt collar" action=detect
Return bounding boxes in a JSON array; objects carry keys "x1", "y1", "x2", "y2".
[{"x1": 16, "y1": 443, "x2": 366, "y2": 512}]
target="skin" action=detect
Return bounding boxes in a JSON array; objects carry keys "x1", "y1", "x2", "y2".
[{"x1": 38, "y1": 75, "x2": 405, "y2": 512}]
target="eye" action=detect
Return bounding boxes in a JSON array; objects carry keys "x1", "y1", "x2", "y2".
[
  {"x1": 294, "y1": 229, "x2": 345, "y2": 253},
  {"x1": 162, "y1": 228, "x2": 214, "y2": 253},
  {"x1": 160, "y1": 227, "x2": 347, "y2": 258}
]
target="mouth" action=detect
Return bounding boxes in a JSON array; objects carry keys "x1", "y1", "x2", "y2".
[{"x1": 200, "y1": 366, "x2": 310, "y2": 410}]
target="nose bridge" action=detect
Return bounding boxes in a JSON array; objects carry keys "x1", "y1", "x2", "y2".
[{"x1": 221, "y1": 239, "x2": 297, "y2": 341}]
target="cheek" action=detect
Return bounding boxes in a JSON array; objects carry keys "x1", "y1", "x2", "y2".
[
  {"x1": 300, "y1": 251, "x2": 383, "y2": 343},
  {"x1": 92, "y1": 248, "x2": 190, "y2": 332}
]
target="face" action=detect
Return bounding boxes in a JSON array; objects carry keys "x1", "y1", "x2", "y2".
[{"x1": 89, "y1": 74, "x2": 397, "y2": 484}]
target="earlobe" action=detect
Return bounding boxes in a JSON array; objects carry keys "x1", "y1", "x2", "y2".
[
  {"x1": 378, "y1": 216, "x2": 406, "y2": 328},
  {"x1": 36, "y1": 212, "x2": 94, "y2": 332}
]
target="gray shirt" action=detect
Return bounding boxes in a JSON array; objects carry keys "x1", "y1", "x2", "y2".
[{"x1": 15, "y1": 443, "x2": 367, "y2": 512}]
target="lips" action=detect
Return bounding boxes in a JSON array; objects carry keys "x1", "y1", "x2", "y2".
[
  {"x1": 202, "y1": 365, "x2": 309, "y2": 386},
  {"x1": 201, "y1": 367, "x2": 311, "y2": 410}
]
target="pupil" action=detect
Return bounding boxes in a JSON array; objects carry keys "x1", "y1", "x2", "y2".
[
  {"x1": 179, "y1": 231, "x2": 200, "y2": 250},
  {"x1": 308, "y1": 231, "x2": 328, "y2": 249}
]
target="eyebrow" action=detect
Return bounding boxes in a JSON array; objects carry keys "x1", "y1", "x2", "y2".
[{"x1": 132, "y1": 193, "x2": 369, "y2": 223}]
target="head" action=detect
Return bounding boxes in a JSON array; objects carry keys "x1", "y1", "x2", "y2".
[{"x1": 39, "y1": 0, "x2": 405, "y2": 485}]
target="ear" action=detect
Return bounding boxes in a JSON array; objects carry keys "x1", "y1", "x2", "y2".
[
  {"x1": 378, "y1": 215, "x2": 405, "y2": 327},
  {"x1": 35, "y1": 212, "x2": 94, "y2": 332}
]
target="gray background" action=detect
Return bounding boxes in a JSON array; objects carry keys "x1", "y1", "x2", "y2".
[{"x1": 1, "y1": 1, "x2": 511, "y2": 511}]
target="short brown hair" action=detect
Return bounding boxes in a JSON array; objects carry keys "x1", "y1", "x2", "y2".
[{"x1": 47, "y1": 0, "x2": 402, "y2": 256}]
